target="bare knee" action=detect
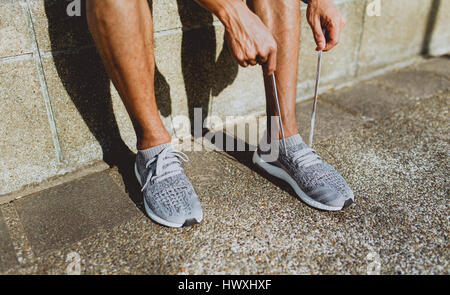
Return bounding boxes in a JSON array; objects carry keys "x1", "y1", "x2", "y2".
[
  {"x1": 248, "y1": 0, "x2": 300, "y2": 29},
  {"x1": 87, "y1": 0, "x2": 142, "y2": 23}
]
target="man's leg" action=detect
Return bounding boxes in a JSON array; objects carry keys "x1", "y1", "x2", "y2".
[
  {"x1": 248, "y1": 0, "x2": 300, "y2": 139},
  {"x1": 250, "y1": 0, "x2": 354, "y2": 211},
  {"x1": 87, "y1": 0, "x2": 203, "y2": 227},
  {"x1": 86, "y1": 0, "x2": 170, "y2": 150}
]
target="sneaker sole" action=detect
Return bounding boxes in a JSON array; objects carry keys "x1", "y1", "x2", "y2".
[
  {"x1": 252, "y1": 151, "x2": 351, "y2": 211},
  {"x1": 134, "y1": 163, "x2": 202, "y2": 228}
]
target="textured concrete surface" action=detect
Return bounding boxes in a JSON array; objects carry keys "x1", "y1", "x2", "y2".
[
  {"x1": 321, "y1": 81, "x2": 412, "y2": 120},
  {"x1": 415, "y1": 56, "x2": 450, "y2": 78},
  {"x1": 0, "y1": 64, "x2": 448, "y2": 275},
  {"x1": 153, "y1": 24, "x2": 265, "y2": 126},
  {"x1": 28, "y1": 0, "x2": 220, "y2": 53},
  {"x1": 28, "y1": 0, "x2": 94, "y2": 53},
  {"x1": 0, "y1": 57, "x2": 59, "y2": 195},
  {"x1": 295, "y1": 99, "x2": 364, "y2": 143},
  {"x1": 0, "y1": 1, "x2": 32, "y2": 58},
  {"x1": 220, "y1": 97, "x2": 365, "y2": 150},
  {"x1": 358, "y1": 0, "x2": 435, "y2": 74},
  {"x1": 427, "y1": 0, "x2": 450, "y2": 56},
  {"x1": 371, "y1": 65, "x2": 450, "y2": 99},
  {"x1": 14, "y1": 171, "x2": 139, "y2": 256},
  {"x1": 1, "y1": 0, "x2": 450, "y2": 203},
  {"x1": 298, "y1": 0, "x2": 364, "y2": 91},
  {"x1": 40, "y1": 48, "x2": 145, "y2": 171},
  {"x1": 0, "y1": 210, "x2": 18, "y2": 273}
]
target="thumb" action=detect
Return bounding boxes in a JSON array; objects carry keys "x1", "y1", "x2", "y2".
[{"x1": 311, "y1": 18, "x2": 326, "y2": 51}]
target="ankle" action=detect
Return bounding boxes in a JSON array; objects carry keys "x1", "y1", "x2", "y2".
[
  {"x1": 281, "y1": 126, "x2": 298, "y2": 139},
  {"x1": 271, "y1": 126, "x2": 298, "y2": 140},
  {"x1": 137, "y1": 133, "x2": 171, "y2": 150},
  {"x1": 266, "y1": 115, "x2": 298, "y2": 139}
]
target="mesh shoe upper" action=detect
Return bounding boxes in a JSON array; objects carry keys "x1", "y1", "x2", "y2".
[
  {"x1": 261, "y1": 134, "x2": 354, "y2": 207},
  {"x1": 136, "y1": 145, "x2": 202, "y2": 225}
]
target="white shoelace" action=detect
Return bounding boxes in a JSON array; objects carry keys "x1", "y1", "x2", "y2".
[
  {"x1": 272, "y1": 50, "x2": 322, "y2": 151},
  {"x1": 291, "y1": 147, "x2": 322, "y2": 168},
  {"x1": 141, "y1": 148, "x2": 189, "y2": 191},
  {"x1": 308, "y1": 50, "x2": 323, "y2": 148}
]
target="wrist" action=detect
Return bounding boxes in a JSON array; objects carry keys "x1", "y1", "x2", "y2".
[{"x1": 214, "y1": 0, "x2": 248, "y2": 30}]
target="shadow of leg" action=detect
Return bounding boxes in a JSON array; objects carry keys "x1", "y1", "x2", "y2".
[
  {"x1": 208, "y1": 130, "x2": 296, "y2": 196},
  {"x1": 44, "y1": 0, "x2": 143, "y2": 211},
  {"x1": 422, "y1": 0, "x2": 441, "y2": 56},
  {"x1": 177, "y1": 0, "x2": 216, "y2": 137},
  {"x1": 212, "y1": 37, "x2": 239, "y2": 97}
]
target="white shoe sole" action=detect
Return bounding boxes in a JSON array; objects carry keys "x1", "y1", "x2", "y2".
[
  {"x1": 134, "y1": 163, "x2": 202, "y2": 228},
  {"x1": 252, "y1": 151, "x2": 346, "y2": 211}
]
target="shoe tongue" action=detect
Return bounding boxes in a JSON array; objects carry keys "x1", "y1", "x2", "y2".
[{"x1": 152, "y1": 151, "x2": 183, "y2": 182}]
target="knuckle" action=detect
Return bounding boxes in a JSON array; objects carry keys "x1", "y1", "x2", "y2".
[
  {"x1": 258, "y1": 52, "x2": 268, "y2": 63},
  {"x1": 270, "y1": 42, "x2": 278, "y2": 53},
  {"x1": 259, "y1": 48, "x2": 269, "y2": 57}
]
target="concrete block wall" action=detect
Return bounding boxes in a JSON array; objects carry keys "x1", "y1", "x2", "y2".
[{"x1": 0, "y1": 0, "x2": 449, "y2": 197}]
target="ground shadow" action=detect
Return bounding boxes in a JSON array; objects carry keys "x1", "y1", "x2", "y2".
[
  {"x1": 44, "y1": 0, "x2": 166, "y2": 212},
  {"x1": 176, "y1": 0, "x2": 238, "y2": 136},
  {"x1": 422, "y1": 0, "x2": 441, "y2": 56},
  {"x1": 208, "y1": 130, "x2": 297, "y2": 197},
  {"x1": 44, "y1": 0, "x2": 238, "y2": 212},
  {"x1": 175, "y1": 2, "x2": 292, "y2": 196}
]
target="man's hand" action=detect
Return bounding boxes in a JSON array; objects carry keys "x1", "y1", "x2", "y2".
[
  {"x1": 306, "y1": 0, "x2": 346, "y2": 51},
  {"x1": 223, "y1": 4, "x2": 277, "y2": 75},
  {"x1": 195, "y1": 0, "x2": 277, "y2": 75}
]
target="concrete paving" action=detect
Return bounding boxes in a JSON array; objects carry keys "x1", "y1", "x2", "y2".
[
  {"x1": 0, "y1": 210, "x2": 18, "y2": 273},
  {"x1": 0, "y1": 57, "x2": 448, "y2": 274}
]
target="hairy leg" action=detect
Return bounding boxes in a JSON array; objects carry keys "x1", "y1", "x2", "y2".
[
  {"x1": 248, "y1": 0, "x2": 301, "y2": 139},
  {"x1": 87, "y1": 0, "x2": 170, "y2": 150}
]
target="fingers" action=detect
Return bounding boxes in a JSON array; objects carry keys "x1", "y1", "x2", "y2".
[
  {"x1": 323, "y1": 22, "x2": 339, "y2": 51},
  {"x1": 309, "y1": 17, "x2": 326, "y2": 51},
  {"x1": 235, "y1": 49, "x2": 257, "y2": 68},
  {"x1": 225, "y1": 29, "x2": 277, "y2": 74},
  {"x1": 245, "y1": 41, "x2": 277, "y2": 74},
  {"x1": 247, "y1": 50, "x2": 258, "y2": 66},
  {"x1": 259, "y1": 41, "x2": 277, "y2": 75},
  {"x1": 235, "y1": 52, "x2": 249, "y2": 68},
  {"x1": 237, "y1": 43, "x2": 277, "y2": 75},
  {"x1": 324, "y1": 16, "x2": 346, "y2": 51},
  {"x1": 265, "y1": 45, "x2": 277, "y2": 75}
]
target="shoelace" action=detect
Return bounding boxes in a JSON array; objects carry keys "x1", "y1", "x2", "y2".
[
  {"x1": 271, "y1": 50, "x2": 322, "y2": 151},
  {"x1": 291, "y1": 146, "x2": 322, "y2": 168},
  {"x1": 141, "y1": 147, "x2": 189, "y2": 192},
  {"x1": 308, "y1": 50, "x2": 323, "y2": 148}
]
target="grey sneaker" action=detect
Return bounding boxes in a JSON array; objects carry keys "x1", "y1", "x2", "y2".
[
  {"x1": 135, "y1": 145, "x2": 203, "y2": 227},
  {"x1": 253, "y1": 134, "x2": 354, "y2": 211}
]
